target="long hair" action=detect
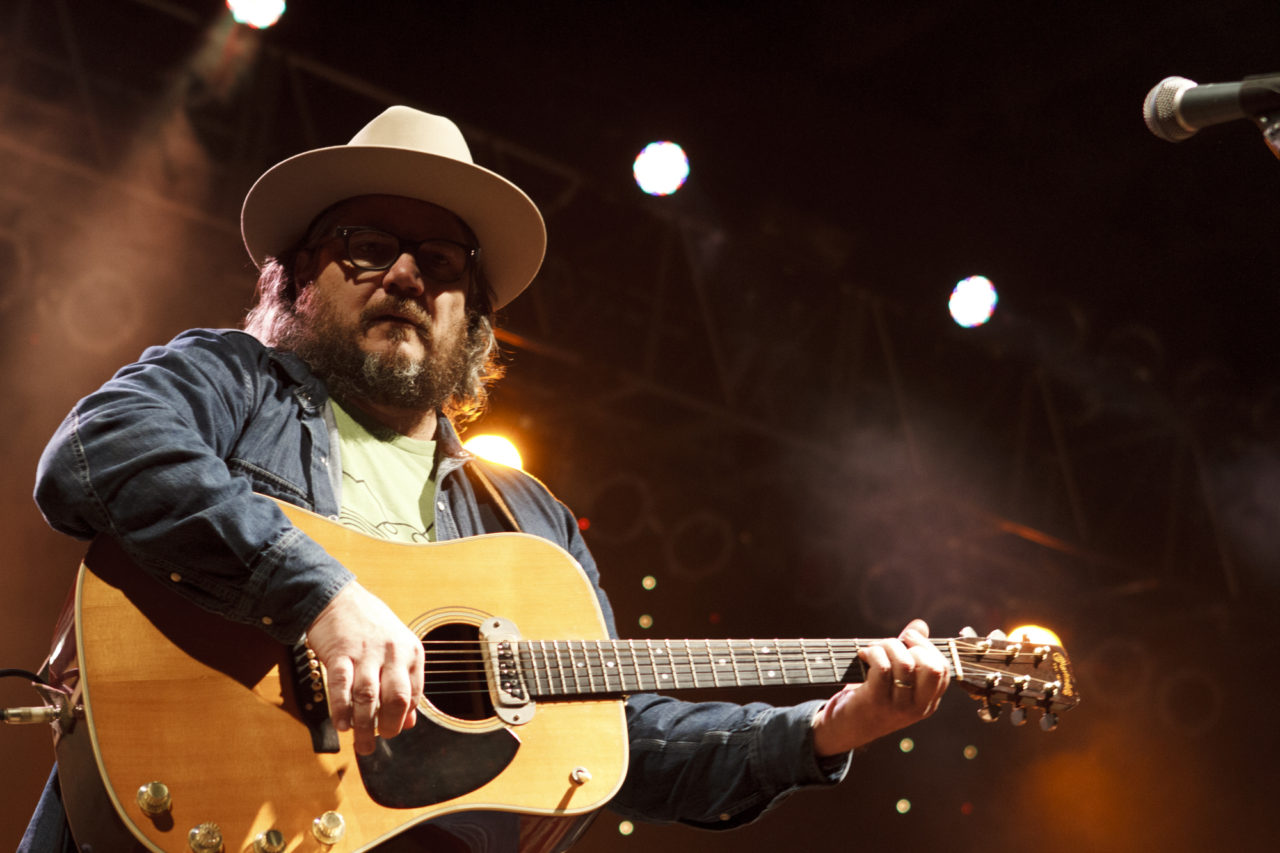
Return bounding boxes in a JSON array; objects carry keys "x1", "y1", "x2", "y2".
[{"x1": 243, "y1": 249, "x2": 505, "y2": 426}]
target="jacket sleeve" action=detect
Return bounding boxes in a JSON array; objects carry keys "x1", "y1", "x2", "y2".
[
  {"x1": 612, "y1": 694, "x2": 850, "y2": 828},
  {"x1": 33, "y1": 329, "x2": 352, "y2": 643}
]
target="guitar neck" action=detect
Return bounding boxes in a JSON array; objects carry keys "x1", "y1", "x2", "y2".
[{"x1": 517, "y1": 638, "x2": 924, "y2": 697}]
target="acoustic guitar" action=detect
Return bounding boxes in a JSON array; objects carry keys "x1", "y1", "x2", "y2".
[{"x1": 52, "y1": 498, "x2": 1079, "y2": 852}]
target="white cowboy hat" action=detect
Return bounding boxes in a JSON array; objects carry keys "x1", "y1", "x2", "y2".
[{"x1": 241, "y1": 106, "x2": 546, "y2": 309}]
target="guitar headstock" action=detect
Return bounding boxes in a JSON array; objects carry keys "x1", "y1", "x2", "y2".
[{"x1": 948, "y1": 628, "x2": 1080, "y2": 731}]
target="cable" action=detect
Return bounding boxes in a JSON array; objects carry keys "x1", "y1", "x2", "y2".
[{"x1": 0, "y1": 668, "x2": 49, "y2": 686}]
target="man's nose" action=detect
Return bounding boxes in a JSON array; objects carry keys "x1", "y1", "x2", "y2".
[{"x1": 380, "y1": 252, "x2": 426, "y2": 297}]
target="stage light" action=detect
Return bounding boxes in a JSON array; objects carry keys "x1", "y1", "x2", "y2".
[
  {"x1": 638, "y1": 614, "x2": 654, "y2": 629},
  {"x1": 641, "y1": 575, "x2": 657, "y2": 590},
  {"x1": 226, "y1": 0, "x2": 286, "y2": 29},
  {"x1": 1008, "y1": 624, "x2": 1061, "y2": 645},
  {"x1": 617, "y1": 820, "x2": 635, "y2": 836},
  {"x1": 949, "y1": 275, "x2": 998, "y2": 328},
  {"x1": 463, "y1": 434, "x2": 524, "y2": 470},
  {"x1": 899, "y1": 737, "x2": 915, "y2": 753},
  {"x1": 895, "y1": 799, "x2": 912, "y2": 814},
  {"x1": 633, "y1": 141, "x2": 690, "y2": 196}
]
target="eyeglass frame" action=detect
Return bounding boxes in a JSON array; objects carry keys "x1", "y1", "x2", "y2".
[{"x1": 327, "y1": 225, "x2": 481, "y2": 283}]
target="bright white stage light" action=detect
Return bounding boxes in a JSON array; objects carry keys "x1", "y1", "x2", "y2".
[
  {"x1": 949, "y1": 275, "x2": 999, "y2": 328},
  {"x1": 633, "y1": 141, "x2": 690, "y2": 196},
  {"x1": 463, "y1": 434, "x2": 524, "y2": 470},
  {"x1": 227, "y1": 0, "x2": 286, "y2": 29}
]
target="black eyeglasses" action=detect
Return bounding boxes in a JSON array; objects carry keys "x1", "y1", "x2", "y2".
[{"x1": 332, "y1": 226, "x2": 479, "y2": 283}]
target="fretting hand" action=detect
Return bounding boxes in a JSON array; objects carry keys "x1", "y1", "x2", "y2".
[{"x1": 812, "y1": 619, "x2": 950, "y2": 756}]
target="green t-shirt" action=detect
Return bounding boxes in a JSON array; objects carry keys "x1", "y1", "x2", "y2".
[{"x1": 330, "y1": 400, "x2": 439, "y2": 543}]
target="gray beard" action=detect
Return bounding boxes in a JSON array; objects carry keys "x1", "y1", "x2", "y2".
[{"x1": 277, "y1": 296, "x2": 475, "y2": 413}]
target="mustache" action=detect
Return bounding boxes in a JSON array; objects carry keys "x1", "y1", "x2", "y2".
[{"x1": 359, "y1": 299, "x2": 430, "y2": 332}]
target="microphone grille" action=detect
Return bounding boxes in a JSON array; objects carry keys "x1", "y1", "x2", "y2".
[{"x1": 1143, "y1": 76, "x2": 1198, "y2": 142}]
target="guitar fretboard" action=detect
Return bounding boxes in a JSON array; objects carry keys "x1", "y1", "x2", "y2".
[{"x1": 517, "y1": 639, "x2": 873, "y2": 697}]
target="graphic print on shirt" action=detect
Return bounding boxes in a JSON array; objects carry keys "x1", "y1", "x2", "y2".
[
  {"x1": 339, "y1": 473, "x2": 435, "y2": 543},
  {"x1": 330, "y1": 399, "x2": 440, "y2": 544}
]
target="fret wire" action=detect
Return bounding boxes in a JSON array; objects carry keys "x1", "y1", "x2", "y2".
[
  {"x1": 554, "y1": 640, "x2": 565, "y2": 696},
  {"x1": 596, "y1": 639, "x2": 610, "y2": 693},
  {"x1": 532, "y1": 641, "x2": 545, "y2": 696},
  {"x1": 665, "y1": 638, "x2": 680, "y2": 689},
  {"x1": 568, "y1": 640, "x2": 581, "y2": 694},
  {"x1": 614, "y1": 640, "x2": 627, "y2": 691},
  {"x1": 568, "y1": 640, "x2": 580, "y2": 693},
  {"x1": 802, "y1": 641, "x2": 816, "y2": 684},
  {"x1": 627, "y1": 638, "x2": 642, "y2": 691},
  {"x1": 685, "y1": 639, "x2": 698, "y2": 688},
  {"x1": 647, "y1": 639, "x2": 662, "y2": 690},
  {"x1": 540, "y1": 640, "x2": 552, "y2": 696},
  {"x1": 586, "y1": 641, "x2": 600, "y2": 692},
  {"x1": 728, "y1": 640, "x2": 743, "y2": 686},
  {"x1": 552, "y1": 640, "x2": 567, "y2": 696},
  {"x1": 637, "y1": 639, "x2": 648, "y2": 690}
]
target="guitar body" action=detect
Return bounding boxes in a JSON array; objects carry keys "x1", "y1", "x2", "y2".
[{"x1": 66, "y1": 500, "x2": 626, "y2": 853}]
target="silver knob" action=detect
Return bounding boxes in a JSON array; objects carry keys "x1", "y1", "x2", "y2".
[
  {"x1": 187, "y1": 822, "x2": 223, "y2": 853},
  {"x1": 313, "y1": 810, "x2": 346, "y2": 845},
  {"x1": 253, "y1": 829, "x2": 286, "y2": 853},
  {"x1": 136, "y1": 781, "x2": 171, "y2": 815}
]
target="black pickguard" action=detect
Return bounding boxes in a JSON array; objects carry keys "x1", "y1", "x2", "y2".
[{"x1": 356, "y1": 718, "x2": 520, "y2": 808}]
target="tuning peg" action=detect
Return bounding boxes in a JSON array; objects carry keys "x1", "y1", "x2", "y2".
[
  {"x1": 959, "y1": 626, "x2": 979, "y2": 638},
  {"x1": 977, "y1": 699, "x2": 1002, "y2": 723},
  {"x1": 1039, "y1": 711, "x2": 1059, "y2": 732},
  {"x1": 986, "y1": 629, "x2": 1007, "y2": 640},
  {"x1": 1009, "y1": 706, "x2": 1027, "y2": 727}
]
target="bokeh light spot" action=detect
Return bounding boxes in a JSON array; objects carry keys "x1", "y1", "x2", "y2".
[
  {"x1": 634, "y1": 141, "x2": 690, "y2": 196},
  {"x1": 949, "y1": 275, "x2": 998, "y2": 327}
]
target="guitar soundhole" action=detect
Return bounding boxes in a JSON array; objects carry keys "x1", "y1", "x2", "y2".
[{"x1": 422, "y1": 622, "x2": 495, "y2": 721}]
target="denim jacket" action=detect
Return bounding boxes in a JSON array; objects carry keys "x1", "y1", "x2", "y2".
[{"x1": 33, "y1": 328, "x2": 847, "y2": 837}]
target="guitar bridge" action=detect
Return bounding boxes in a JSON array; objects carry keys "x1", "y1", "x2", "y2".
[{"x1": 480, "y1": 616, "x2": 534, "y2": 726}]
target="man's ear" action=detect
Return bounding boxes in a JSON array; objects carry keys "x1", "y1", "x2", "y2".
[{"x1": 292, "y1": 249, "x2": 314, "y2": 292}]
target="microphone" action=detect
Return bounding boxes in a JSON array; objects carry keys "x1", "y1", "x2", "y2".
[{"x1": 1143, "y1": 73, "x2": 1280, "y2": 142}]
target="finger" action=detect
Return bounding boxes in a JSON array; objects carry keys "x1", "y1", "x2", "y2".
[
  {"x1": 900, "y1": 618, "x2": 930, "y2": 641},
  {"x1": 350, "y1": 665, "x2": 381, "y2": 756},
  {"x1": 858, "y1": 643, "x2": 893, "y2": 694},
  {"x1": 877, "y1": 638, "x2": 920, "y2": 708},
  {"x1": 377, "y1": 662, "x2": 414, "y2": 739},
  {"x1": 906, "y1": 641, "x2": 950, "y2": 713},
  {"x1": 325, "y1": 656, "x2": 355, "y2": 733},
  {"x1": 406, "y1": 641, "x2": 424, "y2": 730}
]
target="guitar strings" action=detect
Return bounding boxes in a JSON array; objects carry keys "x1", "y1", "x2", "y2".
[{"x1": 400, "y1": 638, "x2": 1065, "y2": 697}]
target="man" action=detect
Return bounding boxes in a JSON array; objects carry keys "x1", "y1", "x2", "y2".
[{"x1": 22, "y1": 107, "x2": 948, "y2": 852}]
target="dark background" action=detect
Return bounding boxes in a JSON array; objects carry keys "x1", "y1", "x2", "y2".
[{"x1": 2, "y1": 1, "x2": 1278, "y2": 850}]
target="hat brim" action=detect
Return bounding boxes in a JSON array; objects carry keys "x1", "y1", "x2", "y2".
[{"x1": 241, "y1": 145, "x2": 546, "y2": 309}]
